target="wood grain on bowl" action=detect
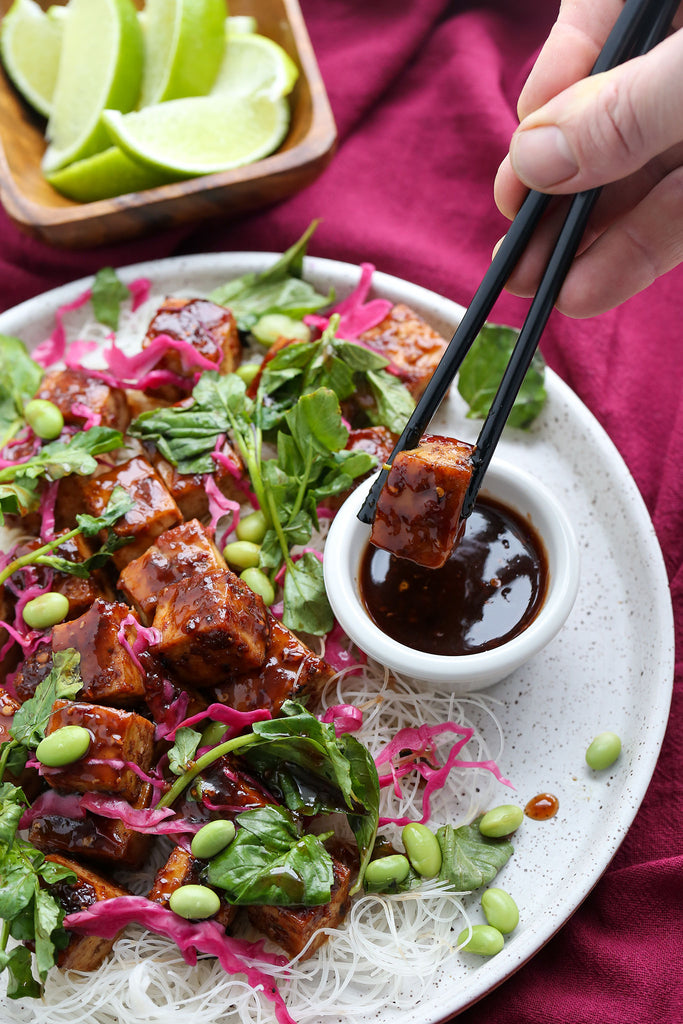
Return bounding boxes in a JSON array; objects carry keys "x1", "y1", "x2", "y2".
[{"x1": 0, "y1": 0, "x2": 336, "y2": 248}]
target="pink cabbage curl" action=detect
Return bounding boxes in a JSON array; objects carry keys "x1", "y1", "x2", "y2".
[
  {"x1": 63, "y1": 896, "x2": 295, "y2": 1024},
  {"x1": 375, "y1": 722, "x2": 514, "y2": 827},
  {"x1": 116, "y1": 613, "x2": 161, "y2": 675},
  {"x1": 304, "y1": 263, "x2": 392, "y2": 343}
]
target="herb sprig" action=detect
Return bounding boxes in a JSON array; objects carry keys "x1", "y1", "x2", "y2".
[
  {"x1": 0, "y1": 426, "x2": 125, "y2": 523},
  {"x1": 0, "y1": 650, "x2": 83, "y2": 998},
  {"x1": 0, "y1": 486, "x2": 134, "y2": 588}
]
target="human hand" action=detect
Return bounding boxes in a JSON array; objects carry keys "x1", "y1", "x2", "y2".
[{"x1": 494, "y1": 0, "x2": 683, "y2": 317}]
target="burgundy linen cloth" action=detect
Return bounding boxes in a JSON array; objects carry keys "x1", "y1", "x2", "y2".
[{"x1": 1, "y1": 1, "x2": 681, "y2": 1021}]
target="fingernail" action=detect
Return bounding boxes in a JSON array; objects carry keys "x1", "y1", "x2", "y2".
[
  {"x1": 492, "y1": 236, "x2": 504, "y2": 260},
  {"x1": 511, "y1": 126, "x2": 578, "y2": 188}
]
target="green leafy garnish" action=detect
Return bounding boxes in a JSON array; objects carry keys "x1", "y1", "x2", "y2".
[
  {"x1": 0, "y1": 336, "x2": 42, "y2": 449},
  {"x1": 207, "y1": 805, "x2": 335, "y2": 906},
  {"x1": 167, "y1": 727, "x2": 202, "y2": 777},
  {"x1": 131, "y1": 364, "x2": 377, "y2": 633},
  {"x1": 0, "y1": 651, "x2": 84, "y2": 997},
  {"x1": 0, "y1": 486, "x2": 133, "y2": 588},
  {"x1": 0, "y1": 426, "x2": 125, "y2": 523},
  {"x1": 436, "y1": 818, "x2": 514, "y2": 891},
  {"x1": 158, "y1": 701, "x2": 380, "y2": 893},
  {"x1": 457, "y1": 323, "x2": 547, "y2": 429},
  {"x1": 209, "y1": 222, "x2": 332, "y2": 331},
  {"x1": 90, "y1": 267, "x2": 129, "y2": 331}
]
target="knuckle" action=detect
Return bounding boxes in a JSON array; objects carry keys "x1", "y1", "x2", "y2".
[{"x1": 584, "y1": 77, "x2": 646, "y2": 166}]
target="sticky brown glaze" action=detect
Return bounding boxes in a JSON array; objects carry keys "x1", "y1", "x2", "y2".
[
  {"x1": 142, "y1": 297, "x2": 241, "y2": 401},
  {"x1": 370, "y1": 434, "x2": 475, "y2": 569},
  {"x1": 212, "y1": 617, "x2": 333, "y2": 715},
  {"x1": 153, "y1": 569, "x2": 269, "y2": 684},
  {"x1": 361, "y1": 496, "x2": 548, "y2": 656}
]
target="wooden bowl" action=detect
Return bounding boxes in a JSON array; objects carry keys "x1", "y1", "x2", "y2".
[{"x1": 0, "y1": 0, "x2": 336, "y2": 248}]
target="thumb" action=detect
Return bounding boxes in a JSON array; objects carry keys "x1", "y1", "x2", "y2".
[{"x1": 509, "y1": 29, "x2": 683, "y2": 193}]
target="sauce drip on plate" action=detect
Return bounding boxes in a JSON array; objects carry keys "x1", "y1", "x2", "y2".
[
  {"x1": 524, "y1": 792, "x2": 560, "y2": 820},
  {"x1": 359, "y1": 496, "x2": 548, "y2": 657}
]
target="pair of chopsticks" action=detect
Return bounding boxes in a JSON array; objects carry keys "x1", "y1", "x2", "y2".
[{"x1": 357, "y1": 0, "x2": 678, "y2": 526}]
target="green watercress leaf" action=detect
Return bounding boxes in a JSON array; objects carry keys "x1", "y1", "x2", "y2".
[
  {"x1": 90, "y1": 267, "x2": 129, "y2": 331},
  {"x1": 10, "y1": 649, "x2": 83, "y2": 751},
  {"x1": 0, "y1": 335, "x2": 42, "y2": 447},
  {"x1": 0, "y1": 427, "x2": 124, "y2": 486},
  {"x1": 282, "y1": 554, "x2": 332, "y2": 635},
  {"x1": 436, "y1": 817, "x2": 513, "y2": 891},
  {"x1": 209, "y1": 222, "x2": 333, "y2": 331},
  {"x1": 167, "y1": 727, "x2": 202, "y2": 777},
  {"x1": 457, "y1": 323, "x2": 547, "y2": 429},
  {"x1": 365, "y1": 368, "x2": 415, "y2": 434},
  {"x1": 207, "y1": 805, "x2": 335, "y2": 906}
]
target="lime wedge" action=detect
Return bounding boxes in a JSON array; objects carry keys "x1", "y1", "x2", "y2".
[
  {"x1": 0, "y1": 0, "x2": 64, "y2": 117},
  {"x1": 211, "y1": 31, "x2": 299, "y2": 100},
  {"x1": 139, "y1": 0, "x2": 226, "y2": 108},
  {"x1": 46, "y1": 145, "x2": 178, "y2": 202},
  {"x1": 103, "y1": 93, "x2": 290, "y2": 176},
  {"x1": 225, "y1": 15, "x2": 258, "y2": 34},
  {"x1": 42, "y1": 0, "x2": 143, "y2": 174}
]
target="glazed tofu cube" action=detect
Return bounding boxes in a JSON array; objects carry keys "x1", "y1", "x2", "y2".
[
  {"x1": 143, "y1": 297, "x2": 241, "y2": 401},
  {"x1": 247, "y1": 847, "x2": 354, "y2": 959},
  {"x1": 148, "y1": 846, "x2": 236, "y2": 930},
  {"x1": 42, "y1": 699, "x2": 154, "y2": 803},
  {"x1": 79, "y1": 456, "x2": 182, "y2": 569},
  {"x1": 152, "y1": 570, "x2": 269, "y2": 684},
  {"x1": 51, "y1": 600, "x2": 146, "y2": 705},
  {"x1": 29, "y1": 783, "x2": 153, "y2": 871},
  {"x1": 117, "y1": 519, "x2": 227, "y2": 625},
  {"x1": 45, "y1": 853, "x2": 130, "y2": 971},
  {"x1": 213, "y1": 618, "x2": 333, "y2": 715},
  {"x1": 359, "y1": 303, "x2": 449, "y2": 399},
  {"x1": 151, "y1": 442, "x2": 246, "y2": 522},
  {"x1": 35, "y1": 367, "x2": 130, "y2": 432},
  {"x1": 371, "y1": 434, "x2": 475, "y2": 569}
]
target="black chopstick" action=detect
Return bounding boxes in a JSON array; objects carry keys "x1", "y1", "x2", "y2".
[{"x1": 357, "y1": 0, "x2": 676, "y2": 526}]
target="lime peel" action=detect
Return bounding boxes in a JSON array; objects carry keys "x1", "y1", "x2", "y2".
[
  {"x1": 0, "y1": 0, "x2": 64, "y2": 117},
  {"x1": 42, "y1": 0, "x2": 143, "y2": 173},
  {"x1": 103, "y1": 93, "x2": 290, "y2": 176}
]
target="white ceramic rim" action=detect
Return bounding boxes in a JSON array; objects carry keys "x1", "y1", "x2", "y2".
[{"x1": 324, "y1": 459, "x2": 581, "y2": 688}]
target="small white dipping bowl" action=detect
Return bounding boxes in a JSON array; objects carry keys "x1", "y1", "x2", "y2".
[{"x1": 323, "y1": 458, "x2": 580, "y2": 691}]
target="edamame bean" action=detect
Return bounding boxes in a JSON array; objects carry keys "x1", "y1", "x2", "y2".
[
  {"x1": 456, "y1": 924, "x2": 504, "y2": 956},
  {"x1": 240, "y1": 567, "x2": 275, "y2": 606},
  {"x1": 24, "y1": 399, "x2": 64, "y2": 440},
  {"x1": 481, "y1": 887, "x2": 519, "y2": 934},
  {"x1": 223, "y1": 540, "x2": 261, "y2": 571},
  {"x1": 169, "y1": 884, "x2": 221, "y2": 920},
  {"x1": 585, "y1": 731, "x2": 621, "y2": 771},
  {"x1": 191, "y1": 820, "x2": 236, "y2": 860},
  {"x1": 22, "y1": 592, "x2": 70, "y2": 630},
  {"x1": 35, "y1": 725, "x2": 91, "y2": 768},
  {"x1": 252, "y1": 314, "x2": 311, "y2": 347},
  {"x1": 200, "y1": 721, "x2": 228, "y2": 747},
  {"x1": 236, "y1": 510, "x2": 268, "y2": 545},
  {"x1": 478, "y1": 804, "x2": 524, "y2": 838},
  {"x1": 364, "y1": 854, "x2": 411, "y2": 889},
  {"x1": 235, "y1": 363, "x2": 260, "y2": 386},
  {"x1": 401, "y1": 822, "x2": 442, "y2": 878}
]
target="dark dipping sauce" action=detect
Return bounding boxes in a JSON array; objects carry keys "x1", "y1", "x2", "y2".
[{"x1": 359, "y1": 496, "x2": 548, "y2": 656}]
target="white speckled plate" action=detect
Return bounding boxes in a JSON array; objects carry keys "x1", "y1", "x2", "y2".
[{"x1": 0, "y1": 254, "x2": 674, "y2": 1022}]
